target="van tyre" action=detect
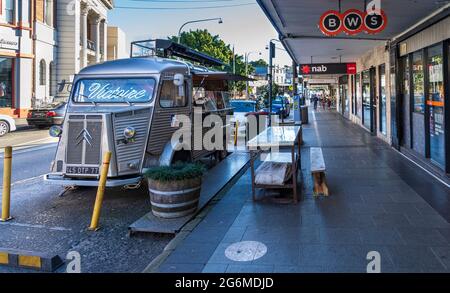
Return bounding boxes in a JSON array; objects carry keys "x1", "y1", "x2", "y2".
[{"x1": 0, "y1": 120, "x2": 9, "y2": 137}]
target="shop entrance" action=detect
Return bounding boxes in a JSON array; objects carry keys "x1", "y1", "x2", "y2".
[{"x1": 362, "y1": 68, "x2": 377, "y2": 133}]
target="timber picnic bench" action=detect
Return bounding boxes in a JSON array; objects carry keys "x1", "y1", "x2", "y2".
[
  {"x1": 310, "y1": 147, "x2": 329, "y2": 196},
  {"x1": 247, "y1": 126, "x2": 302, "y2": 203}
]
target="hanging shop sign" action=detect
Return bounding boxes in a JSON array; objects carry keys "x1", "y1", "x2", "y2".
[
  {"x1": 300, "y1": 63, "x2": 357, "y2": 75},
  {"x1": 318, "y1": 1, "x2": 387, "y2": 36},
  {"x1": 319, "y1": 10, "x2": 343, "y2": 37}
]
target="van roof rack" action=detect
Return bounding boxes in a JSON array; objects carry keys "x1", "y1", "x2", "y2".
[{"x1": 130, "y1": 39, "x2": 225, "y2": 67}]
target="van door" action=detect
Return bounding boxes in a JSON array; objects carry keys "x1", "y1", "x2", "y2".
[{"x1": 147, "y1": 78, "x2": 191, "y2": 159}]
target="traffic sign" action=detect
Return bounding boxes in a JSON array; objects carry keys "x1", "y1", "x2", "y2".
[{"x1": 319, "y1": 10, "x2": 343, "y2": 37}]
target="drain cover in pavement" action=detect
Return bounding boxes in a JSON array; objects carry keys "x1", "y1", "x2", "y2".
[{"x1": 224, "y1": 241, "x2": 267, "y2": 262}]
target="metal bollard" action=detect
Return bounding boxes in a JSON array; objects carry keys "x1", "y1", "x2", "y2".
[
  {"x1": 1, "y1": 146, "x2": 13, "y2": 222},
  {"x1": 234, "y1": 120, "x2": 239, "y2": 146},
  {"x1": 88, "y1": 151, "x2": 112, "y2": 231}
]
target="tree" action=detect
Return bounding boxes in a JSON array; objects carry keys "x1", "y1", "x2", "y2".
[
  {"x1": 250, "y1": 59, "x2": 268, "y2": 68},
  {"x1": 168, "y1": 29, "x2": 252, "y2": 93},
  {"x1": 256, "y1": 83, "x2": 281, "y2": 109}
]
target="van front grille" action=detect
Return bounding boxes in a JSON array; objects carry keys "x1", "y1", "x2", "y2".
[{"x1": 66, "y1": 116, "x2": 103, "y2": 166}]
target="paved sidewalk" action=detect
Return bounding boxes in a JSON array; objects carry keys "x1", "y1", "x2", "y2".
[{"x1": 157, "y1": 110, "x2": 450, "y2": 273}]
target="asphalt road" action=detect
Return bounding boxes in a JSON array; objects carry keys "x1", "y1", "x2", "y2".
[
  {"x1": 0, "y1": 143, "x2": 57, "y2": 186},
  {"x1": 0, "y1": 130, "x2": 172, "y2": 273}
]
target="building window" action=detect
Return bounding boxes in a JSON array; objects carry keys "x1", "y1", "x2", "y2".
[
  {"x1": 412, "y1": 51, "x2": 425, "y2": 114},
  {"x1": 39, "y1": 60, "x2": 47, "y2": 86},
  {"x1": 5, "y1": 0, "x2": 15, "y2": 24},
  {"x1": 36, "y1": 0, "x2": 54, "y2": 27},
  {"x1": 44, "y1": 0, "x2": 54, "y2": 26},
  {"x1": 0, "y1": 58, "x2": 13, "y2": 108},
  {"x1": 427, "y1": 44, "x2": 445, "y2": 168}
]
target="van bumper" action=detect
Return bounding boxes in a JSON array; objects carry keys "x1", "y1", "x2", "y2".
[{"x1": 44, "y1": 174, "x2": 142, "y2": 187}]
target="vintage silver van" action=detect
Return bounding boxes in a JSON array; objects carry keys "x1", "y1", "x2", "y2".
[{"x1": 45, "y1": 40, "x2": 246, "y2": 187}]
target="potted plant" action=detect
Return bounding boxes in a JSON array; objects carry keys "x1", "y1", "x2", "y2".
[{"x1": 144, "y1": 163, "x2": 206, "y2": 219}]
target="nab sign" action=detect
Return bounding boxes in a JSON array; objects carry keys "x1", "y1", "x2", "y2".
[{"x1": 300, "y1": 63, "x2": 357, "y2": 75}]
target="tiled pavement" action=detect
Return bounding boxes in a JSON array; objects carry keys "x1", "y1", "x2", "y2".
[{"x1": 157, "y1": 109, "x2": 450, "y2": 273}]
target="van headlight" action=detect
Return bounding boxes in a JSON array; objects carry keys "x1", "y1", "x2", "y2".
[
  {"x1": 123, "y1": 127, "x2": 136, "y2": 139},
  {"x1": 49, "y1": 125, "x2": 63, "y2": 137}
]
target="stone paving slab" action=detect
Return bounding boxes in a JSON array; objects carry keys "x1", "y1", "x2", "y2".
[{"x1": 157, "y1": 110, "x2": 450, "y2": 273}]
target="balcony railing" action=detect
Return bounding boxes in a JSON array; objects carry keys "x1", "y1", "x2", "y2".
[{"x1": 87, "y1": 40, "x2": 96, "y2": 51}]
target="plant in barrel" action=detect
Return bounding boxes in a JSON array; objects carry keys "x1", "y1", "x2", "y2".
[{"x1": 144, "y1": 163, "x2": 206, "y2": 218}]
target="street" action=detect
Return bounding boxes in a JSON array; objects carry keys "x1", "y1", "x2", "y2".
[{"x1": 0, "y1": 130, "x2": 172, "y2": 273}]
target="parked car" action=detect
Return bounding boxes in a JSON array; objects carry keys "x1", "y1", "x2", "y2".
[
  {"x1": 27, "y1": 102, "x2": 67, "y2": 128},
  {"x1": 0, "y1": 114, "x2": 16, "y2": 137},
  {"x1": 271, "y1": 96, "x2": 290, "y2": 118}
]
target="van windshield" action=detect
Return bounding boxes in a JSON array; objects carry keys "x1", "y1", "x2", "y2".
[{"x1": 73, "y1": 78, "x2": 156, "y2": 103}]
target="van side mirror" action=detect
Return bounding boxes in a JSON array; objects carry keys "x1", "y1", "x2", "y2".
[{"x1": 173, "y1": 74, "x2": 184, "y2": 87}]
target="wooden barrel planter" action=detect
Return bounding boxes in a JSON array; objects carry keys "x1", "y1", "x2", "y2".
[
  {"x1": 145, "y1": 163, "x2": 205, "y2": 219},
  {"x1": 148, "y1": 177, "x2": 202, "y2": 219}
]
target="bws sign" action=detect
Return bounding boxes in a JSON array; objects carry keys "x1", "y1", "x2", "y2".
[
  {"x1": 300, "y1": 63, "x2": 357, "y2": 75},
  {"x1": 319, "y1": 0, "x2": 387, "y2": 36}
]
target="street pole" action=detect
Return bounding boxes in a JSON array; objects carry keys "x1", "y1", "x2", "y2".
[
  {"x1": 232, "y1": 45, "x2": 236, "y2": 98},
  {"x1": 268, "y1": 42, "x2": 274, "y2": 126},
  {"x1": 245, "y1": 54, "x2": 248, "y2": 98},
  {"x1": 177, "y1": 18, "x2": 223, "y2": 44},
  {"x1": 245, "y1": 51, "x2": 262, "y2": 99}
]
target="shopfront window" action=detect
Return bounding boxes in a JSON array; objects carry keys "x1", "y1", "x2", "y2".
[
  {"x1": 427, "y1": 44, "x2": 445, "y2": 168},
  {"x1": 412, "y1": 52, "x2": 425, "y2": 114},
  {"x1": 0, "y1": 58, "x2": 13, "y2": 108},
  {"x1": 362, "y1": 71, "x2": 371, "y2": 129}
]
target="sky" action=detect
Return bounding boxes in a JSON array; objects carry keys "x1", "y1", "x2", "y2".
[{"x1": 108, "y1": 0, "x2": 293, "y2": 66}]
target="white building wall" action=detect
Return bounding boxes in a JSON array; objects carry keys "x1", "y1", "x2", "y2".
[{"x1": 34, "y1": 22, "x2": 57, "y2": 106}]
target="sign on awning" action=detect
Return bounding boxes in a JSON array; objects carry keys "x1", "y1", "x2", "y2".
[{"x1": 300, "y1": 63, "x2": 357, "y2": 75}]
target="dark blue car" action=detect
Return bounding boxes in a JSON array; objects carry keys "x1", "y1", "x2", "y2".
[{"x1": 270, "y1": 96, "x2": 290, "y2": 118}]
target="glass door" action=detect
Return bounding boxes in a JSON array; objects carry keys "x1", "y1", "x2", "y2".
[
  {"x1": 427, "y1": 44, "x2": 445, "y2": 169},
  {"x1": 379, "y1": 64, "x2": 387, "y2": 135},
  {"x1": 362, "y1": 70, "x2": 371, "y2": 130}
]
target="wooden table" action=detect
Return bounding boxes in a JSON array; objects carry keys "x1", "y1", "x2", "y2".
[{"x1": 247, "y1": 126, "x2": 302, "y2": 203}]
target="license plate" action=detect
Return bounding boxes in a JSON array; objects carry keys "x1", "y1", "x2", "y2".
[{"x1": 66, "y1": 166, "x2": 99, "y2": 175}]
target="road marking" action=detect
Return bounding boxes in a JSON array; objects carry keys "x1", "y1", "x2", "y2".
[
  {"x1": 0, "y1": 137, "x2": 58, "y2": 154},
  {"x1": 0, "y1": 143, "x2": 57, "y2": 158},
  {"x1": 10, "y1": 175, "x2": 44, "y2": 186},
  {"x1": 0, "y1": 221, "x2": 72, "y2": 232}
]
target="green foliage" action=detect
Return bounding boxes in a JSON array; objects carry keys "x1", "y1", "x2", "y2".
[
  {"x1": 250, "y1": 59, "x2": 268, "y2": 68},
  {"x1": 144, "y1": 162, "x2": 206, "y2": 182},
  {"x1": 168, "y1": 29, "x2": 253, "y2": 93},
  {"x1": 257, "y1": 83, "x2": 281, "y2": 108}
]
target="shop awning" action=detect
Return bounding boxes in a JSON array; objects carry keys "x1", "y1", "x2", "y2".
[{"x1": 257, "y1": 0, "x2": 449, "y2": 64}]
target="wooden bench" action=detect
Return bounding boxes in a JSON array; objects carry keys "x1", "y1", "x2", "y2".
[{"x1": 310, "y1": 147, "x2": 329, "y2": 196}]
